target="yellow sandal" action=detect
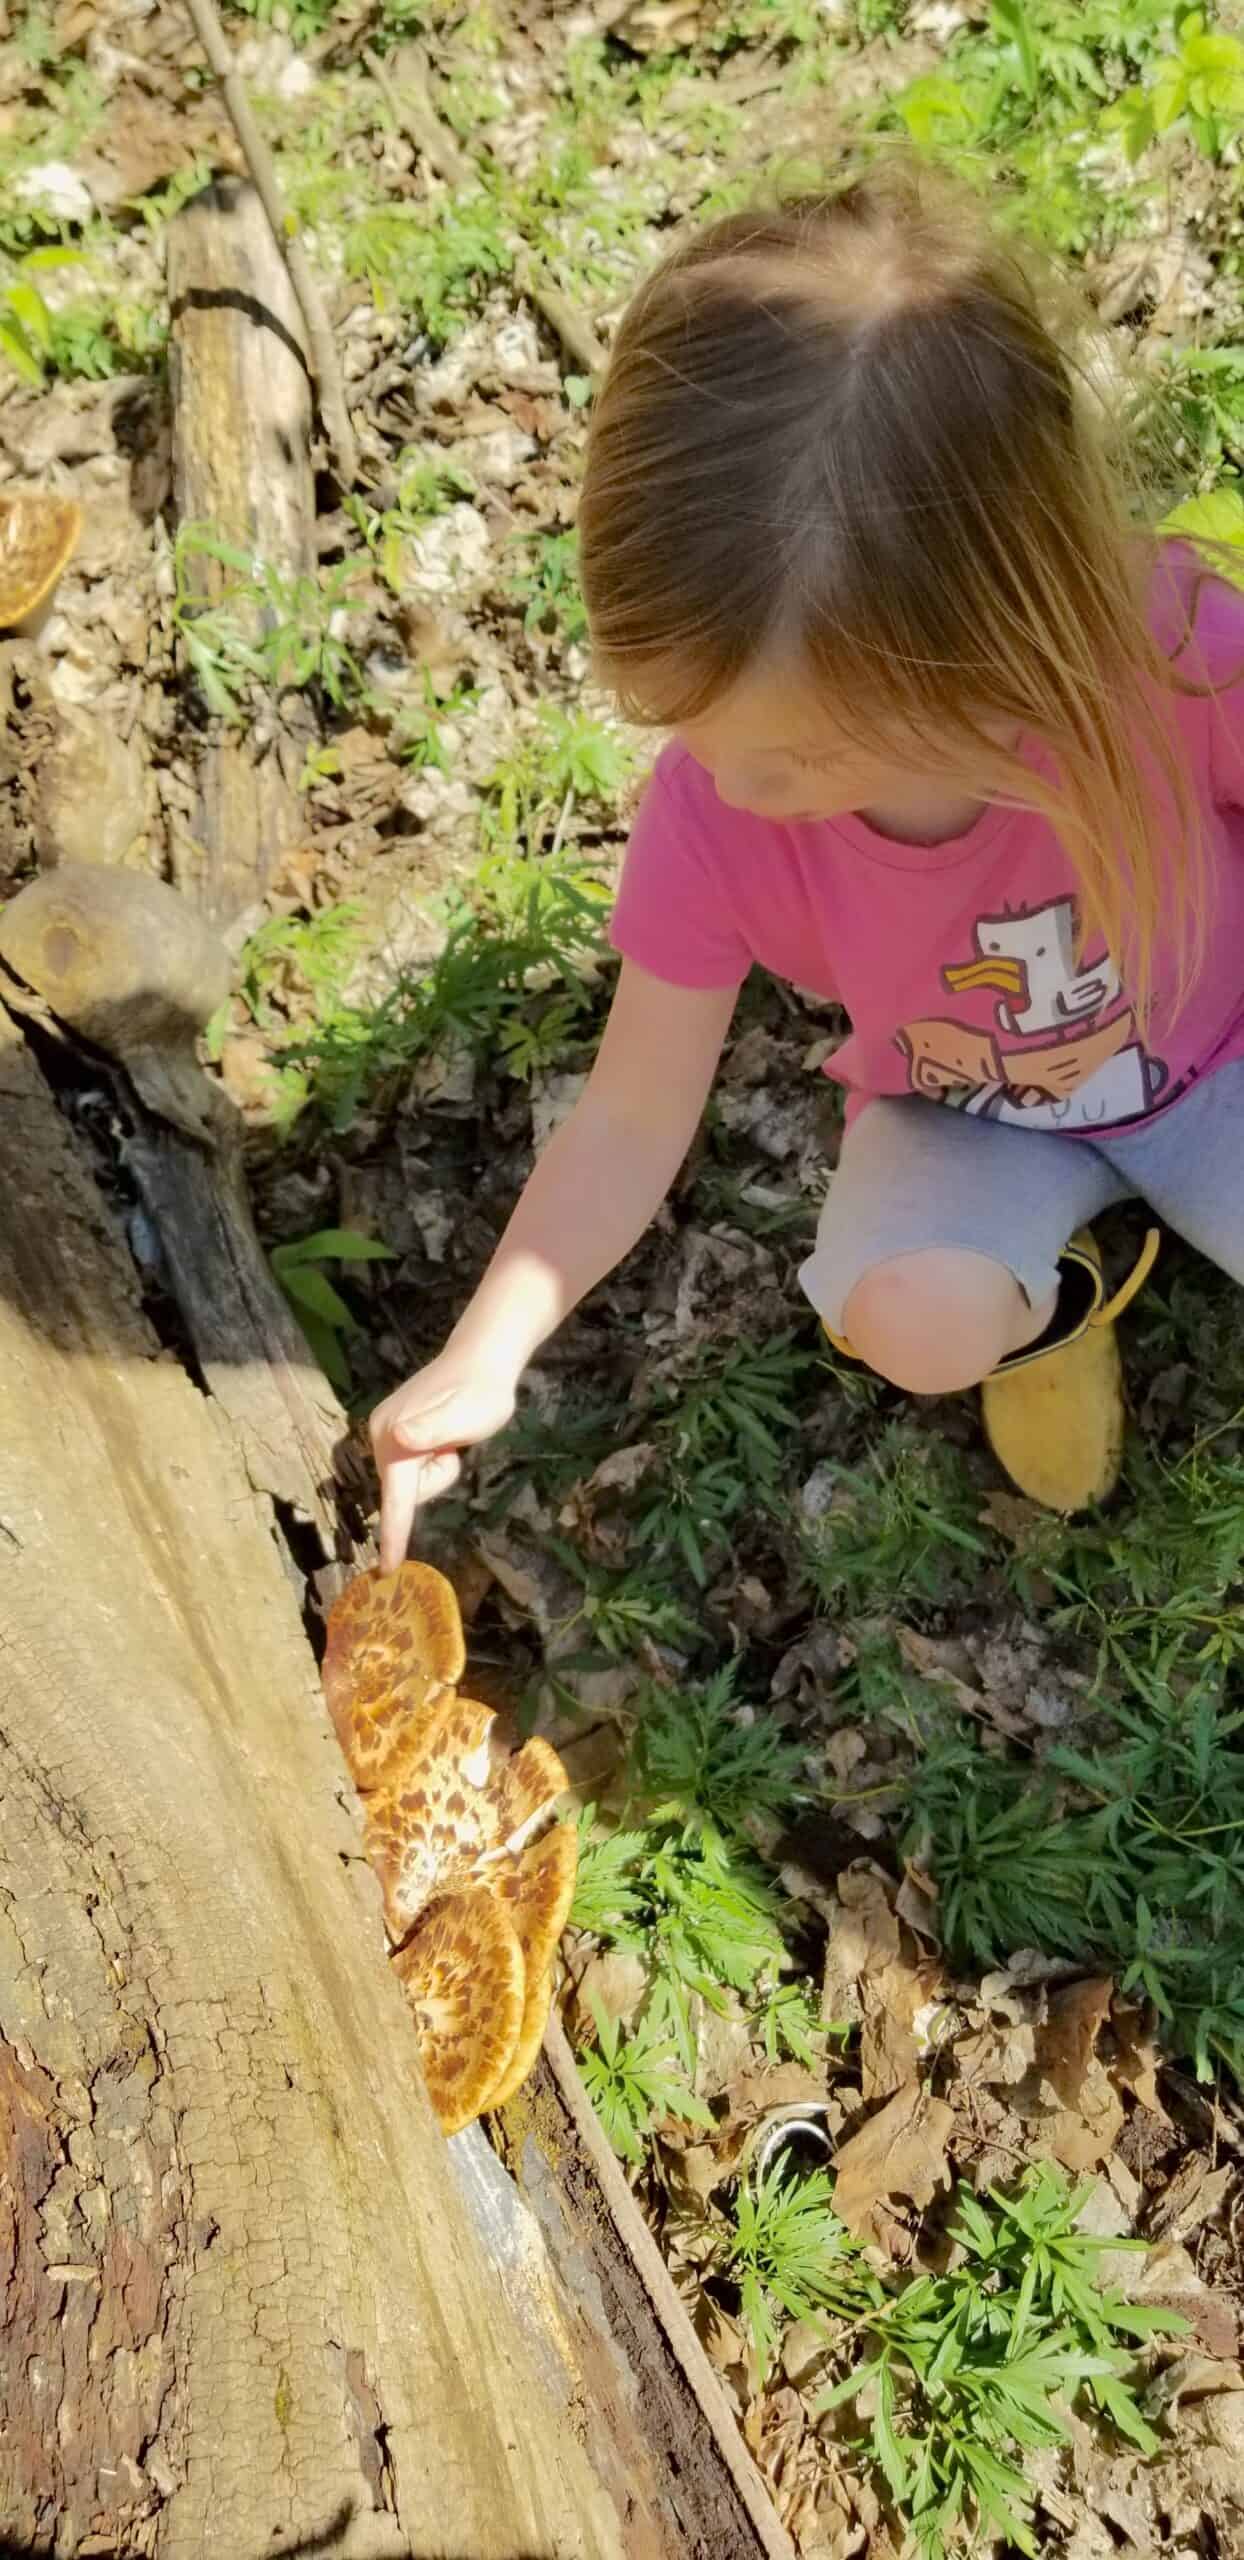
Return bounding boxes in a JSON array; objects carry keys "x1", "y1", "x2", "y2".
[
  {"x1": 823, "y1": 1226, "x2": 1160, "y2": 1515},
  {"x1": 979, "y1": 1226, "x2": 1159, "y2": 1514}
]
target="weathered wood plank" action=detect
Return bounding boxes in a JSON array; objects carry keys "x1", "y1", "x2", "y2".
[{"x1": 167, "y1": 174, "x2": 315, "y2": 921}]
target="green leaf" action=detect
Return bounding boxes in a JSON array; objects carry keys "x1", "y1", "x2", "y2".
[
  {"x1": 1160, "y1": 485, "x2": 1244, "y2": 579},
  {"x1": 289, "y1": 1303, "x2": 352, "y2": 1390},
  {"x1": 273, "y1": 1226, "x2": 396, "y2": 1265},
  {"x1": 19, "y1": 244, "x2": 85, "y2": 273},
  {"x1": 4, "y1": 282, "x2": 51, "y2": 353},
  {"x1": 0, "y1": 319, "x2": 43, "y2": 386},
  {"x1": 274, "y1": 1264, "x2": 358, "y2": 1332}
]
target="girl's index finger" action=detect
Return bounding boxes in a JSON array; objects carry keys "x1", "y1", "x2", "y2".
[{"x1": 376, "y1": 1448, "x2": 461, "y2": 1573}]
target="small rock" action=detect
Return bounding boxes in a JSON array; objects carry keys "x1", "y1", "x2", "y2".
[{"x1": 15, "y1": 162, "x2": 94, "y2": 223}]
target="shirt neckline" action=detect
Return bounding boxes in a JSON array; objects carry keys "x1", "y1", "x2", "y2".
[{"x1": 818, "y1": 794, "x2": 1020, "y2": 871}]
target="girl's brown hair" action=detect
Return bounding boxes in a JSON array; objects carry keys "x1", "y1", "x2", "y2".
[{"x1": 579, "y1": 157, "x2": 1206, "y2": 1023}]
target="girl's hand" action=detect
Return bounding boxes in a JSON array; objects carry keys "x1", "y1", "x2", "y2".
[{"x1": 370, "y1": 1356, "x2": 517, "y2": 1573}]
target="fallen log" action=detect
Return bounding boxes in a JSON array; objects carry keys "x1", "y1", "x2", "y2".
[
  {"x1": 0, "y1": 1004, "x2": 627, "y2": 2558},
  {"x1": 167, "y1": 174, "x2": 315, "y2": 922}
]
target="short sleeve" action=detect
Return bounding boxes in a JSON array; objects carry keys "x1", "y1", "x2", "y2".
[
  {"x1": 1198, "y1": 576, "x2": 1244, "y2": 810},
  {"x1": 610, "y1": 751, "x2": 752, "y2": 990},
  {"x1": 1159, "y1": 548, "x2": 1244, "y2": 810}
]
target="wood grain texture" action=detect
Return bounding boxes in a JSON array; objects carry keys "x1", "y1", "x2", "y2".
[
  {"x1": 0, "y1": 1008, "x2": 624, "y2": 2560},
  {"x1": 167, "y1": 176, "x2": 314, "y2": 920}
]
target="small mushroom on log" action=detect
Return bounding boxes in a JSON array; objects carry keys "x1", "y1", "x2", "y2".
[
  {"x1": 0, "y1": 489, "x2": 81, "y2": 627},
  {"x1": 0, "y1": 864, "x2": 229, "y2": 1142}
]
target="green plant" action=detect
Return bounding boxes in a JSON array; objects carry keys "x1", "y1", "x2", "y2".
[
  {"x1": 506, "y1": 527, "x2": 589, "y2": 649},
  {"x1": 819, "y1": 2167, "x2": 1186, "y2": 2559},
  {"x1": 756, "y1": 1979, "x2": 843, "y2": 2067},
  {"x1": 343, "y1": 449, "x2": 477, "y2": 593},
  {"x1": 634, "y1": 1336, "x2": 811, "y2": 1587},
  {"x1": 577, "y1": 1995, "x2": 715, "y2": 2162},
  {"x1": 172, "y1": 525, "x2": 372, "y2": 721},
  {"x1": 1107, "y1": 5, "x2": 1244, "y2": 161},
  {"x1": 480, "y1": 706, "x2": 633, "y2": 860},
  {"x1": 726, "y1": 2159, "x2": 869, "y2": 2384},
  {"x1": 571, "y1": 1805, "x2": 790, "y2": 2010},
  {"x1": 628, "y1": 1663, "x2": 807, "y2": 1833},
  {"x1": 901, "y1": 1670, "x2": 1244, "y2": 2081},
  {"x1": 799, "y1": 1422, "x2": 992, "y2": 1617},
  {"x1": 571, "y1": 1814, "x2": 653, "y2": 1941},
  {"x1": 270, "y1": 1228, "x2": 396, "y2": 1389},
  {"x1": 232, "y1": 904, "x2": 367, "y2": 1034}
]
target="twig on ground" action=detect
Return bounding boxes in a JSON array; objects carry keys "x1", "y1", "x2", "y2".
[
  {"x1": 182, "y1": 0, "x2": 359, "y2": 487},
  {"x1": 367, "y1": 43, "x2": 606, "y2": 383},
  {"x1": 514, "y1": 251, "x2": 606, "y2": 382},
  {"x1": 365, "y1": 44, "x2": 472, "y2": 186}
]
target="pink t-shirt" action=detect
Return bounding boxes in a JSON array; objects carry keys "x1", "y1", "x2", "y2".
[{"x1": 610, "y1": 544, "x2": 1244, "y2": 1137}]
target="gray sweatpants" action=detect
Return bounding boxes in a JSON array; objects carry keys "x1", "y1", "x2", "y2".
[{"x1": 799, "y1": 1058, "x2": 1244, "y2": 1332}]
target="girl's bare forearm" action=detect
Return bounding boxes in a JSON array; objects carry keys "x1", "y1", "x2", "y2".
[{"x1": 446, "y1": 1100, "x2": 686, "y2": 1377}]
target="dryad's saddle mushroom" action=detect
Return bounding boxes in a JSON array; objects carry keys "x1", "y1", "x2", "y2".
[
  {"x1": 323, "y1": 1563, "x2": 576, "y2": 2134},
  {"x1": 0, "y1": 489, "x2": 82, "y2": 627},
  {"x1": 0, "y1": 866, "x2": 231, "y2": 1143}
]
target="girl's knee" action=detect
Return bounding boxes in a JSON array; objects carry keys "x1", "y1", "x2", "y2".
[{"x1": 842, "y1": 1250, "x2": 1027, "y2": 1394}]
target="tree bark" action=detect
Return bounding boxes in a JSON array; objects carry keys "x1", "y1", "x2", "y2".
[{"x1": 0, "y1": 1006, "x2": 627, "y2": 2560}]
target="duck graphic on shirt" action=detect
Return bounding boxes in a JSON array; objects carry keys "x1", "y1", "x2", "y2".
[{"x1": 894, "y1": 896, "x2": 1167, "y2": 1131}]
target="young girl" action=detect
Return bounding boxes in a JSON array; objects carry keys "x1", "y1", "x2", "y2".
[{"x1": 371, "y1": 158, "x2": 1244, "y2": 1571}]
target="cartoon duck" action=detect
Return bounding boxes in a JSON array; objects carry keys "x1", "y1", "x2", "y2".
[
  {"x1": 930, "y1": 897, "x2": 1163, "y2": 1131},
  {"x1": 942, "y1": 897, "x2": 1120, "y2": 1036}
]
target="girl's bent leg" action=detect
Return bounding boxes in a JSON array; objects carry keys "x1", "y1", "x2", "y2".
[
  {"x1": 799, "y1": 1096, "x2": 1129, "y2": 1379},
  {"x1": 844, "y1": 1248, "x2": 1056, "y2": 1394},
  {"x1": 1101, "y1": 1058, "x2": 1244, "y2": 1284}
]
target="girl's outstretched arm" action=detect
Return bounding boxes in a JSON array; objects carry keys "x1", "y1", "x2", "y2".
[{"x1": 371, "y1": 958, "x2": 738, "y2": 1570}]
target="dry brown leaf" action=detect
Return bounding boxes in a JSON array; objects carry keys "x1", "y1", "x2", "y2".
[
  {"x1": 1111, "y1": 2000, "x2": 1169, "y2": 2118},
  {"x1": 896, "y1": 1625, "x2": 1031, "y2": 1739},
  {"x1": 1146, "y1": 2155, "x2": 1234, "y2": 2245},
  {"x1": 820, "y1": 1863, "x2": 900, "y2": 2023},
  {"x1": 1041, "y1": 1975, "x2": 1115, "y2": 2104},
  {"x1": 832, "y1": 2084, "x2": 954, "y2": 2246},
  {"x1": 565, "y1": 1944, "x2": 648, "y2": 2044}
]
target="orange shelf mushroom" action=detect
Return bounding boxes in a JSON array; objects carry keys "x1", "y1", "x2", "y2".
[
  {"x1": 393, "y1": 1889, "x2": 527, "y2": 2136},
  {"x1": 0, "y1": 491, "x2": 81, "y2": 627},
  {"x1": 322, "y1": 1561, "x2": 577, "y2": 2133}
]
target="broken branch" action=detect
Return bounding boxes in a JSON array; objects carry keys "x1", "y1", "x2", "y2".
[{"x1": 181, "y1": 0, "x2": 358, "y2": 487}]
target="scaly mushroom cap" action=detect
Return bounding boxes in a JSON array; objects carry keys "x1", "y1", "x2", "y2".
[
  {"x1": 322, "y1": 1561, "x2": 465, "y2": 1791},
  {"x1": 485, "y1": 1825, "x2": 578, "y2": 2111},
  {"x1": 487, "y1": 1968, "x2": 554, "y2": 2114},
  {"x1": 364, "y1": 1703, "x2": 569, "y2": 1942},
  {"x1": 0, "y1": 490, "x2": 81, "y2": 625},
  {"x1": 393, "y1": 1886, "x2": 525, "y2": 2134},
  {"x1": 492, "y1": 1821, "x2": 579, "y2": 1988}
]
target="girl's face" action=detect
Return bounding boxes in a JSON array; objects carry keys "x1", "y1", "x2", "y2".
[{"x1": 676, "y1": 663, "x2": 1014, "y2": 830}]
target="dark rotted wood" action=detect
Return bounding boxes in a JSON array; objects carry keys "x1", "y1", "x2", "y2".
[
  {"x1": 487, "y1": 2021, "x2": 797, "y2": 2560},
  {"x1": 167, "y1": 174, "x2": 315, "y2": 922},
  {"x1": 123, "y1": 1106, "x2": 370, "y2": 1562}
]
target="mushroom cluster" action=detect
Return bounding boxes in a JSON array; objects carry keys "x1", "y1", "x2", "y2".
[{"x1": 322, "y1": 1562, "x2": 576, "y2": 2133}]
